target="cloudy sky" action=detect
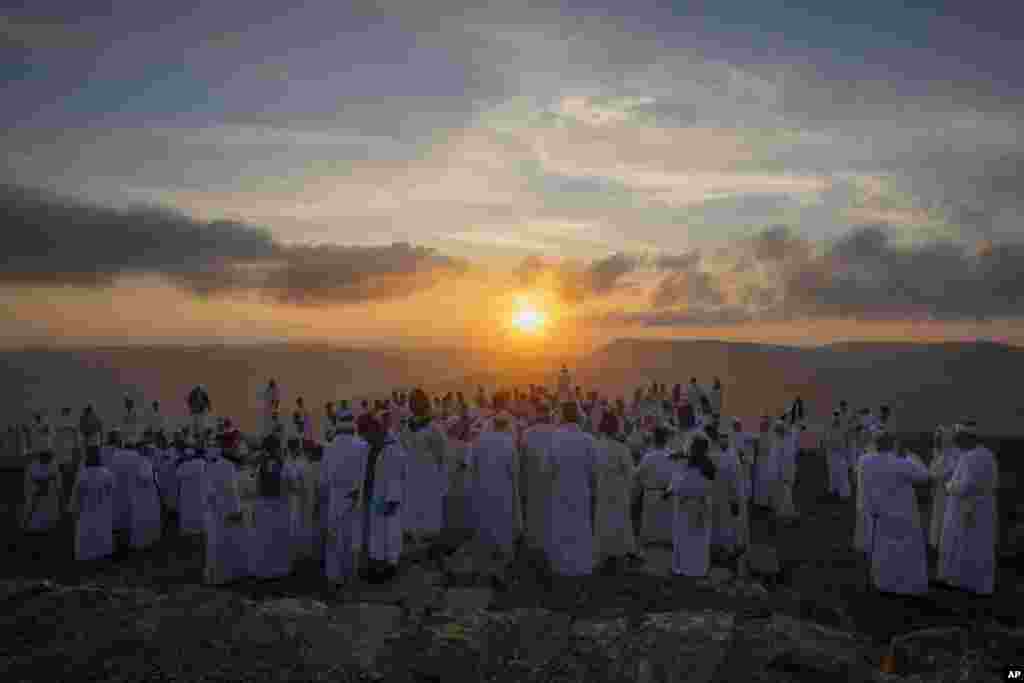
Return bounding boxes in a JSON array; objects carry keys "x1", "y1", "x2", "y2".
[{"x1": 2, "y1": 1, "x2": 1022, "y2": 350}]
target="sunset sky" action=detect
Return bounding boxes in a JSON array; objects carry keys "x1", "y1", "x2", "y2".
[{"x1": 2, "y1": 2, "x2": 1022, "y2": 352}]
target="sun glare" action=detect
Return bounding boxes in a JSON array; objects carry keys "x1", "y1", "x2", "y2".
[{"x1": 512, "y1": 307, "x2": 546, "y2": 333}]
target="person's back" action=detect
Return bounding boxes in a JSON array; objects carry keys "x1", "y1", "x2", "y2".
[
  {"x1": 471, "y1": 427, "x2": 521, "y2": 553},
  {"x1": 129, "y1": 452, "x2": 162, "y2": 549},
  {"x1": 75, "y1": 454, "x2": 115, "y2": 561},
  {"x1": 941, "y1": 440, "x2": 998, "y2": 595},
  {"x1": 176, "y1": 451, "x2": 207, "y2": 535},
  {"x1": 110, "y1": 448, "x2": 142, "y2": 533},
  {"x1": 547, "y1": 423, "x2": 598, "y2": 575},
  {"x1": 862, "y1": 446, "x2": 929, "y2": 594},
  {"x1": 23, "y1": 454, "x2": 62, "y2": 532}
]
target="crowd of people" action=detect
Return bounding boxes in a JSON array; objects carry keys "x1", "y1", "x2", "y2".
[{"x1": 13, "y1": 365, "x2": 999, "y2": 603}]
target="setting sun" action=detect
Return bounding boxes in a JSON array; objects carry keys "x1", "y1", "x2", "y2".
[{"x1": 512, "y1": 307, "x2": 546, "y2": 333}]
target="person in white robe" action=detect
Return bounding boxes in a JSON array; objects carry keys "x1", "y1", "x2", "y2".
[
  {"x1": 398, "y1": 389, "x2": 449, "y2": 543},
  {"x1": 939, "y1": 422, "x2": 998, "y2": 595},
  {"x1": 262, "y1": 379, "x2": 281, "y2": 437},
  {"x1": 203, "y1": 447, "x2": 248, "y2": 585},
  {"x1": 129, "y1": 446, "x2": 162, "y2": 549},
  {"x1": 593, "y1": 412, "x2": 638, "y2": 567},
  {"x1": 361, "y1": 413, "x2": 408, "y2": 581},
  {"x1": 545, "y1": 402, "x2": 598, "y2": 576},
  {"x1": 110, "y1": 445, "x2": 141, "y2": 537},
  {"x1": 823, "y1": 411, "x2": 852, "y2": 499},
  {"x1": 928, "y1": 427, "x2": 958, "y2": 552},
  {"x1": 73, "y1": 446, "x2": 115, "y2": 562},
  {"x1": 249, "y1": 435, "x2": 295, "y2": 579},
  {"x1": 854, "y1": 428, "x2": 882, "y2": 554},
  {"x1": 322, "y1": 402, "x2": 338, "y2": 444},
  {"x1": 469, "y1": 405, "x2": 522, "y2": 561},
  {"x1": 774, "y1": 421, "x2": 798, "y2": 521},
  {"x1": 752, "y1": 418, "x2": 778, "y2": 509},
  {"x1": 861, "y1": 432, "x2": 930, "y2": 594},
  {"x1": 283, "y1": 437, "x2": 316, "y2": 561},
  {"x1": 665, "y1": 435, "x2": 715, "y2": 577},
  {"x1": 121, "y1": 397, "x2": 141, "y2": 446},
  {"x1": 520, "y1": 408, "x2": 557, "y2": 552},
  {"x1": 176, "y1": 446, "x2": 208, "y2": 537},
  {"x1": 22, "y1": 450, "x2": 62, "y2": 533},
  {"x1": 728, "y1": 420, "x2": 753, "y2": 549},
  {"x1": 54, "y1": 407, "x2": 79, "y2": 507},
  {"x1": 31, "y1": 411, "x2": 53, "y2": 454},
  {"x1": 632, "y1": 427, "x2": 677, "y2": 546},
  {"x1": 708, "y1": 428, "x2": 743, "y2": 554},
  {"x1": 322, "y1": 416, "x2": 368, "y2": 586},
  {"x1": 686, "y1": 378, "x2": 704, "y2": 410},
  {"x1": 709, "y1": 378, "x2": 723, "y2": 416},
  {"x1": 443, "y1": 406, "x2": 477, "y2": 535},
  {"x1": 145, "y1": 401, "x2": 165, "y2": 437}
]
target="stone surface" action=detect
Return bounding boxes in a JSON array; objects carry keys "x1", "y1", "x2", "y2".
[
  {"x1": 636, "y1": 544, "x2": 673, "y2": 577},
  {"x1": 891, "y1": 627, "x2": 969, "y2": 675},
  {"x1": 441, "y1": 587, "x2": 494, "y2": 615},
  {"x1": 708, "y1": 566, "x2": 734, "y2": 586}
]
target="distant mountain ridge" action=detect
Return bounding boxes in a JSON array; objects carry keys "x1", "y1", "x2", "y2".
[{"x1": 1, "y1": 339, "x2": 1021, "y2": 436}]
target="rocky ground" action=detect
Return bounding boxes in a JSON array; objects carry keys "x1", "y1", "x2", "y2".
[{"x1": 2, "y1": 448, "x2": 1022, "y2": 682}]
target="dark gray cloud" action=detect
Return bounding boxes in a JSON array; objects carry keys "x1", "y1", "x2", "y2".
[
  {"x1": 516, "y1": 251, "x2": 640, "y2": 304},
  {"x1": 614, "y1": 223, "x2": 1024, "y2": 328},
  {"x1": 0, "y1": 183, "x2": 466, "y2": 305}
]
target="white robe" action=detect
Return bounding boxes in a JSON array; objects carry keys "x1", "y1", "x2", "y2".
[
  {"x1": 862, "y1": 452, "x2": 930, "y2": 594},
  {"x1": 74, "y1": 465, "x2": 115, "y2": 561},
  {"x1": 774, "y1": 435, "x2": 798, "y2": 518},
  {"x1": 824, "y1": 426, "x2": 851, "y2": 498},
  {"x1": 176, "y1": 457, "x2": 208, "y2": 536},
  {"x1": 204, "y1": 456, "x2": 248, "y2": 585},
  {"x1": 709, "y1": 386, "x2": 723, "y2": 415},
  {"x1": 110, "y1": 449, "x2": 141, "y2": 532},
  {"x1": 710, "y1": 445, "x2": 743, "y2": 551},
  {"x1": 546, "y1": 425, "x2": 597, "y2": 576},
  {"x1": 121, "y1": 409, "x2": 141, "y2": 445},
  {"x1": 752, "y1": 432, "x2": 778, "y2": 508},
  {"x1": 284, "y1": 456, "x2": 316, "y2": 560},
  {"x1": 520, "y1": 423, "x2": 557, "y2": 550},
  {"x1": 469, "y1": 430, "x2": 522, "y2": 557},
  {"x1": 398, "y1": 421, "x2": 449, "y2": 538},
  {"x1": 249, "y1": 494, "x2": 294, "y2": 579},
  {"x1": 155, "y1": 448, "x2": 180, "y2": 511},
  {"x1": 594, "y1": 436, "x2": 637, "y2": 560},
  {"x1": 367, "y1": 440, "x2": 407, "y2": 565},
  {"x1": 854, "y1": 451, "x2": 880, "y2": 553},
  {"x1": 939, "y1": 446, "x2": 998, "y2": 595},
  {"x1": 928, "y1": 446, "x2": 960, "y2": 550},
  {"x1": 146, "y1": 409, "x2": 166, "y2": 436},
  {"x1": 669, "y1": 466, "x2": 713, "y2": 577},
  {"x1": 634, "y1": 447, "x2": 677, "y2": 545},
  {"x1": 322, "y1": 434, "x2": 368, "y2": 583},
  {"x1": 129, "y1": 456, "x2": 162, "y2": 549},
  {"x1": 53, "y1": 422, "x2": 79, "y2": 469},
  {"x1": 22, "y1": 460, "x2": 62, "y2": 532}
]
